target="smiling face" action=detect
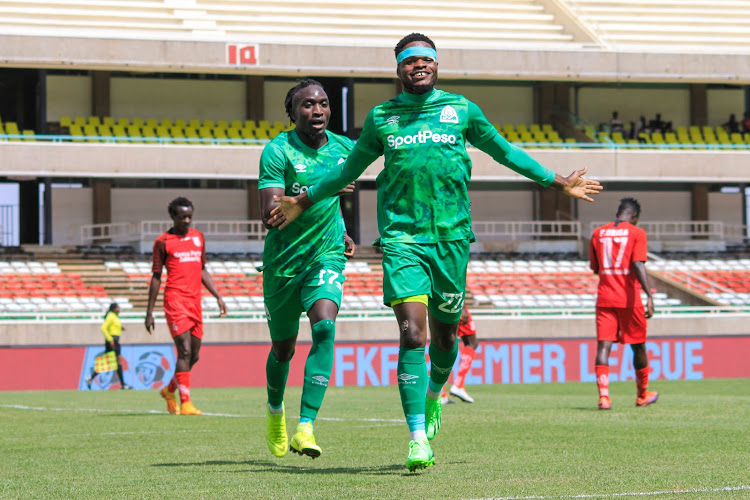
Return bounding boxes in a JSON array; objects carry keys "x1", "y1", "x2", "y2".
[
  {"x1": 396, "y1": 41, "x2": 438, "y2": 95},
  {"x1": 290, "y1": 85, "x2": 330, "y2": 146},
  {"x1": 170, "y1": 205, "x2": 193, "y2": 235}
]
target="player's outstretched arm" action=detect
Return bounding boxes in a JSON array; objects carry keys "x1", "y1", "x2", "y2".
[{"x1": 551, "y1": 167, "x2": 603, "y2": 202}]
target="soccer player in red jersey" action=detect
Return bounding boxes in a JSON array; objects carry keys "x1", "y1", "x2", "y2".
[
  {"x1": 145, "y1": 197, "x2": 227, "y2": 415},
  {"x1": 441, "y1": 305, "x2": 479, "y2": 404},
  {"x1": 590, "y1": 197, "x2": 658, "y2": 410}
]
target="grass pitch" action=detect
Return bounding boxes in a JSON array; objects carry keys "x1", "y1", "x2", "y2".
[{"x1": 1, "y1": 379, "x2": 748, "y2": 500}]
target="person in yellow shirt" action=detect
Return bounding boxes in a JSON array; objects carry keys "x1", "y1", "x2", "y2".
[{"x1": 86, "y1": 303, "x2": 133, "y2": 390}]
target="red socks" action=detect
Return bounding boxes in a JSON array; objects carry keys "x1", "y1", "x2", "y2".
[
  {"x1": 636, "y1": 367, "x2": 649, "y2": 398},
  {"x1": 453, "y1": 346, "x2": 476, "y2": 388},
  {"x1": 595, "y1": 365, "x2": 609, "y2": 397},
  {"x1": 167, "y1": 376, "x2": 178, "y2": 393},
  {"x1": 175, "y1": 372, "x2": 191, "y2": 404}
]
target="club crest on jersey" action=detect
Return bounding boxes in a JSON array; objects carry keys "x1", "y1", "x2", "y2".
[
  {"x1": 439, "y1": 105, "x2": 459, "y2": 124},
  {"x1": 294, "y1": 164, "x2": 307, "y2": 173},
  {"x1": 192, "y1": 237, "x2": 202, "y2": 247},
  {"x1": 386, "y1": 115, "x2": 400, "y2": 126}
]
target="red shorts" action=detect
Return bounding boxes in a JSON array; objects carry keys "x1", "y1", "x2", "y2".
[
  {"x1": 164, "y1": 297, "x2": 203, "y2": 339},
  {"x1": 596, "y1": 306, "x2": 647, "y2": 344},
  {"x1": 457, "y1": 318, "x2": 477, "y2": 337}
]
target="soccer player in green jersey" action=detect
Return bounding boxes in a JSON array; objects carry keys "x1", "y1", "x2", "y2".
[
  {"x1": 259, "y1": 79, "x2": 356, "y2": 460},
  {"x1": 269, "y1": 34, "x2": 603, "y2": 471}
]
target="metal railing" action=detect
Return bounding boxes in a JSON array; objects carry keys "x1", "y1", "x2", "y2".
[
  {"x1": 589, "y1": 221, "x2": 749, "y2": 242},
  {"x1": 4, "y1": 132, "x2": 750, "y2": 150},
  {"x1": 472, "y1": 221, "x2": 581, "y2": 240},
  {"x1": 81, "y1": 220, "x2": 267, "y2": 244}
]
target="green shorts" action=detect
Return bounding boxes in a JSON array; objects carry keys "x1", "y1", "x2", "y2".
[
  {"x1": 381, "y1": 240, "x2": 470, "y2": 324},
  {"x1": 263, "y1": 258, "x2": 346, "y2": 341}
]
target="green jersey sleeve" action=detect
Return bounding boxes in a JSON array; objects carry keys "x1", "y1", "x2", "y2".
[
  {"x1": 307, "y1": 110, "x2": 382, "y2": 204},
  {"x1": 466, "y1": 101, "x2": 555, "y2": 187},
  {"x1": 258, "y1": 141, "x2": 287, "y2": 189}
]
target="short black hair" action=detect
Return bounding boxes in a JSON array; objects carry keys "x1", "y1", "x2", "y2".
[
  {"x1": 616, "y1": 197, "x2": 641, "y2": 217},
  {"x1": 284, "y1": 79, "x2": 324, "y2": 123},
  {"x1": 168, "y1": 196, "x2": 193, "y2": 216},
  {"x1": 394, "y1": 33, "x2": 436, "y2": 58}
]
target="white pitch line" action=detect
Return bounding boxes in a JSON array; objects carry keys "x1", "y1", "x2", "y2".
[
  {"x1": 477, "y1": 485, "x2": 750, "y2": 500},
  {"x1": 0, "y1": 404, "x2": 403, "y2": 423}
]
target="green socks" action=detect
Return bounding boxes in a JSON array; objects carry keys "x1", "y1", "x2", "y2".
[
  {"x1": 266, "y1": 349, "x2": 290, "y2": 408},
  {"x1": 398, "y1": 347, "x2": 428, "y2": 420},
  {"x1": 300, "y1": 319, "x2": 335, "y2": 422},
  {"x1": 429, "y1": 339, "x2": 459, "y2": 388}
]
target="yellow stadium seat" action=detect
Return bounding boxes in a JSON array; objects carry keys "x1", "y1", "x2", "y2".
[
  {"x1": 132, "y1": 118, "x2": 144, "y2": 128},
  {"x1": 744, "y1": 133, "x2": 750, "y2": 143},
  {"x1": 83, "y1": 125, "x2": 99, "y2": 142},
  {"x1": 116, "y1": 118, "x2": 130, "y2": 127},
  {"x1": 258, "y1": 120, "x2": 272, "y2": 130},
  {"x1": 188, "y1": 119, "x2": 201, "y2": 129},
  {"x1": 529, "y1": 124, "x2": 541, "y2": 134},
  {"x1": 505, "y1": 131, "x2": 520, "y2": 143},
  {"x1": 111, "y1": 125, "x2": 127, "y2": 138},
  {"x1": 665, "y1": 132, "x2": 678, "y2": 144},
  {"x1": 228, "y1": 128, "x2": 241, "y2": 140},
  {"x1": 89, "y1": 116, "x2": 100, "y2": 126},
  {"x1": 159, "y1": 119, "x2": 172, "y2": 128},
  {"x1": 230, "y1": 120, "x2": 243, "y2": 129},
  {"x1": 255, "y1": 129, "x2": 270, "y2": 140},
  {"x1": 97, "y1": 125, "x2": 113, "y2": 138},
  {"x1": 198, "y1": 127, "x2": 213, "y2": 139},
  {"x1": 638, "y1": 133, "x2": 651, "y2": 144},
  {"x1": 73, "y1": 116, "x2": 86, "y2": 126},
  {"x1": 244, "y1": 120, "x2": 257, "y2": 130},
  {"x1": 217, "y1": 120, "x2": 229, "y2": 129},
  {"x1": 542, "y1": 124, "x2": 554, "y2": 134},
  {"x1": 126, "y1": 126, "x2": 143, "y2": 143},
  {"x1": 22, "y1": 130, "x2": 35, "y2": 141},
  {"x1": 174, "y1": 119, "x2": 187, "y2": 129},
  {"x1": 70, "y1": 124, "x2": 85, "y2": 142},
  {"x1": 730, "y1": 133, "x2": 744, "y2": 144},
  {"x1": 203, "y1": 119, "x2": 215, "y2": 128},
  {"x1": 5, "y1": 122, "x2": 20, "y2": 136},
  {"x1": 273, "y1": 120, "x2": 287, "y2": 130},
  {"x1": 156, "y1": 126, "x2": 171, "y2": 138},
  {"x1": 102, "y1": 117, "x2": 115, "y2": 127},
  {"x1": 59, "y1": 116, "x2": 72, "y2": 127},
  {"x1": 611, "y1": 132, "x2": 626, "y2": 143},
  {"x1": 145, "y1": 118, "x2": 158, "y2": 128},
  {"x1": 547, "y1": 131, "x2": 562, "y2": 143},
  {"x1": 502, "y1": 124, "x2": 515, "y2": 135},
  {"x1": 213, "y1": 128, "x2": 228, "y2": 140},
  {"x1": 141, "y1": 126, "x2": 158, "y2": 144},
  {"x1": 516, "y1": 124, "x2": 529, "y2": 134},
  {"x1": 240, "y1": 128, "x2": 255, "y2": 140}
]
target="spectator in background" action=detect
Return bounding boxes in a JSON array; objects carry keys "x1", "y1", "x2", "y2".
[
  {"x1": 635, "y1": 116, "x2": 650, "y2": 142},
  {"x1": 649, "y1": 113, "x2": 669, "y2": 134},
  {"x1": 609, "y1": 111, "x2": 624, "y2": 133},
  {"x1": 741, "y1": 111, "x2": 750, "y2": 134},
  {"x1": 723, "y1": 113, "x2": 740, "y2": 134}
]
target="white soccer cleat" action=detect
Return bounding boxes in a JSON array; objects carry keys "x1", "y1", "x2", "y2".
[
  {"x1": 441, "y1": 396, "x2": 455, "y2": 405},
  {"x1": 449, "y1": 385, "x2": 475, "y2": 403}
]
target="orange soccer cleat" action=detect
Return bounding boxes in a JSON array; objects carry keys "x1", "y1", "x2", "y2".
[
  {"x1": 636, "y1": 390, "x2": 659, "y2": 407},
  {"x1": 160, "y1": 387, "x2": 180, "y2": 415},
  {"x1": 179, "y1": 401, "x2": 202, "y2": 415},
  {"x1": 598, "y1": 396, "x2": 611, "y2": 410}
]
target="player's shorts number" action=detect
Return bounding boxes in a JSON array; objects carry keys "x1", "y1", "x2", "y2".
[
  {"x1": 316, "y1": 269, "x2": 343, "y2": 290},
  {"x1": 438, "y1": 292, "x2": 464, "y2": 314}
]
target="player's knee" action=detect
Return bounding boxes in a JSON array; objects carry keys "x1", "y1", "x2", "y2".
[
  {"x1": 311, "y1": 319, "x2": 335, "y2": 347},
  {"x1": 273, "y1": 345, "x2": 295, "y2": 363}
]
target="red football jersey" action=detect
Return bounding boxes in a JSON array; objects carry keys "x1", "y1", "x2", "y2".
[
  {"x1": 152, "y1": 228, "x2": 207, "y2": 302},
  {"x1": 590, "y1": 221, "x2": 648, "y2": 308}
]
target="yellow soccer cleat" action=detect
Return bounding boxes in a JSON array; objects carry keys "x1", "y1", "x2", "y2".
[
  {"x1": 179, "y1": 401, "x2": 202, "y2": 416},
  {"x1": 160, "y1": 387, "x2": 180, "y2": 415},
  {"x1": 266, "y1": 404, "x2": 288, "y2": 458},
  {"x1": 290, "y1": 422, "x2": 322, "y2": 459}
]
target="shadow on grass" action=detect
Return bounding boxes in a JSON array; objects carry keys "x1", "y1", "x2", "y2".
[{"x1": 152, "y1": 459, "x2": 408, "y2": 476}]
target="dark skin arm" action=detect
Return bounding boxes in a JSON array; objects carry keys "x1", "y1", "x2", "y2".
[
  {"x1": 260, "y1": 186, "x2": 356, "y2": 256},
  {"x1": 201, "y1": 268, "x2": 228, "y2": 317},
  {"x1": 632, "y1": 261, "x2": 654, "y2": 318},
  {"x1": 144, "y1": 272, "x2": 161, "y2": 334}
]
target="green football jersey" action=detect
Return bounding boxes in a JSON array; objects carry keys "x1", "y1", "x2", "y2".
[
  {"x1": 307, "y1": 89, "x2": 555, "y2": 244},
  {"x1": 259, "y1": 130, "x2": 354, "y2": 276}
]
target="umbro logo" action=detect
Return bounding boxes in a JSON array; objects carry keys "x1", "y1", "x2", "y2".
[
  {"x1": 312, "y1": 375, "x2": 329, "y2": 386},
  {"x1": 294, "y1": 164, "x2": 307, "y2": 172},
  {"x1": 386, "y1": 115, "x2": 400, "y2": 126},
  {"x1": 439, "y1": 105, "x2": 459, "y2": 124},
  {"x1": 398, "y1": 373, "x2": 419, "y2": 384}
]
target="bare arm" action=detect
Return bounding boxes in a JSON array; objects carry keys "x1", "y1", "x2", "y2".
[
  {"x1": 632, "y1": 261, "x2": 654, "y2": 319},
  {"x1": 260, "y1": 187, "x2": 285, "y2": 229},
  {"x1": 201, "y1": 268, "x2": 227, "y2": 317},
  {"x1": 549, "y1": 167, "x2": 603, "y2": 203},
  {"x1": 144, "y1": 272, "x2": 161, "y2": 334}
]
